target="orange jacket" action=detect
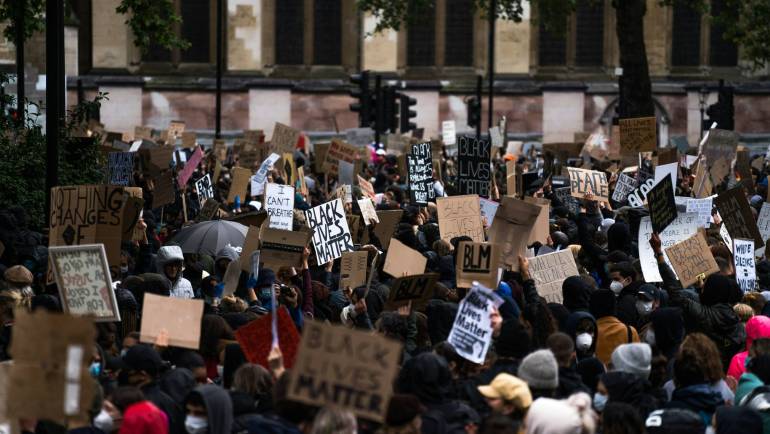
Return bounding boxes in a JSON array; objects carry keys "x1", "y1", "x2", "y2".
[{"x1": 595, "y1": 316, "x2": 640, "y2": 365}]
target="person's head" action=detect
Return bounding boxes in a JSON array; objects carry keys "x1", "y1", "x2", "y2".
[
  {"x1": 608, "y1": 262, "x2": 635, "y2": 294},
  {"x1": 119, "y1": 344, "x2": 163, "y2": 387},
  {"x1": 524, "y1": 394, "x2": 597, "y2": 434},
  {"x1": 231, "y1": 363, "x2": 273, "y2": 398},
  {"x1": 714, "y1": 406, "x2": 763, "y2": 434},
  {"x1": 517, "y1": 349, "x2": 559, "y2": 399},
  {"x1": 199, "y1": 314, "x2": 235, "y2": 358},
  {"x1": 589, "y1": 289, "x2": 616, "y2": 319},
  {"x1": 602, "y1": 402, "x2": 644, "y2": 434},
  {"x1": 734, "y1": 303, "x2": 754, "y2": 323},
  {"x1": 644, "y1": 408, "x2": 705, "y2": 434},
  {"x1": 743, "y1": 292, "x2": 767, "y2": 315},
  {"x1": 96, "y1": 386, "x2": 145, "y2": 433},
  {"x1": 750, "y1": 338, "x2": 770, "y2": 359},
  {"x1": 635, "y1": 284, "x2": 660, "y2": 317},
  {"x1": 310, "y1": 406, "x2": 357, "y2": 434},
  {"x1": 477, "y1": 373, "x2": 532, "y2": 419},
  {"x1": 546, "y1": 332, "x2": 575, "y2": 368},
  {"x1": 176, "y1": 351, "x2": 207, "y2": 384},
  {"x1": 185, "y1": 384, "x2": 233, "y2": 434},
  {"x1": 384, "y1": 394, "x2": 424, "y2": 434},
  {"x1": 714, "y1": 256, "x2": 734, "y2": 276},
  {"x1": 157, "y1": 245, "x2": 185, "y2": 281},
  {"x1": 494, "y1": 319, "x2": 532, "y2": 361},
  {"x1": 747, "y1": 354, "x2": 770, "y2": 383},
  {"x1": 679, "y1": 333, "x2": 724, "y2": 383},
  {"x1": 610, "y1": 343, "x2": 652, "y2": 380}
]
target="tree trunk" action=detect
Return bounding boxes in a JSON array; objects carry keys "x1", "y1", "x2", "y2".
[{"x1": 615, "y1": 0, "x2": 655, "y2": 118}]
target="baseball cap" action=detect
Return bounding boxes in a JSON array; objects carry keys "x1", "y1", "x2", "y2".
[
  {"x1": 477, "y1": 373, "x2": 532, "y2": 409},
  {"x1": 638, "y1": 284, "x2": 659, "y2": 301}
]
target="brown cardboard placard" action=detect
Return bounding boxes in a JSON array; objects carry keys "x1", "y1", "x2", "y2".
[
  {"x1": 714, "y1": 186, "x2": 764, "y2": 247},
  {"x1": 456, "y1": 242, "x2": 500, "y2": 288},
  {"x1": 134, "y1": 125, "x2": 153, "y2": 141},
  {"x1": 139, "y1": 293, "x2": 203, "y2": 349},
  {"x1": 567, "y1": 167, "x2": 609, "y2": 201},
  {"x1": 362, "y1": 209, "x2": 403, "y2": 249},
  {"x1": 228, "y1": 167, "x2": 252, "y2": 204},
  {"x1": 153, "y1": 170, "x2": 176, "y2": 208},
  {"x1": 658, "y1": 147, "x2": 678, "y2": 165},
  {"x1": 383, "y1": 239, "x2": 427, "y2": 278},
  {"x1": 347, "y1": 214, "x2": 363, "y2": 244},
  {"x1": 665, "y1": 231, "x2": 719, "y2": 288},
  {"x1": 528, "y1": 249, "x2": 579, "y2": 303},
  {"x1": 244, "y1": 129, "x2": 265, "y2": 144},
  {"x1": 271, "y1": 122, "x2": 300, "y2": 156},
  {"x1": 121, "y1": 188, "x2": 145, "y2": 242},
  {"x1": 523, "y1": 196, "x2": 550, "y2": 244},
  {"x1": 384, "y1": 273, "x2": 439, "y2": 311},
  {"x1": 358, "y1": 174, "x2": 375, "y2": 200},
  {"x1": 197, "y1": 198, "x2": 221, "y2": 222},
  {"x1": 506, "y1": 160, "x2": 516, "y2": 197},
  {"x1": 436, "y1": 195, "x2": 485, "y2": 243},
  {"x1": 258, "y1": 223, "x2": 313, "y2": 270},
  {"x1": 240, "y1": 225, "x2": 261, "y2": 272},
  {"x1": 181, "y1": 131, "x2": 197, "y2": 149},
  {"x1": 358, "y1": 198, "x2": 379, "y2": 225},
  {"x1": 168, "y1": 121, "x2": 185, "y2": 139},
  {"x1": 323, "y1": 139, "x2": 359, "y2": 175},
  {"x1": 213, "y1": 139, "x2": 227, "y2": 162},
  {"x1": 488, "y1": 196, "x2": 541, "y2": 270},
  {"x1": 287, "y1": 321, "x2": 402, "y2": 422},
  {"x1": 340, "y1": 250, "x2": 369, "y2": 289},
  {"x1": 702, "y1": 129, "x2": 738, "y2": 185},
  {"x1": 298, "y1": 166, "x2": 309, "y2": 197},
  {"x1": 735, "y1": 147, "x2": 755, "y2": 193},
  {"x1": 620, "y1": 117, "x2": 656, "y2": 154},
  {"x1": 7, "y1": 310, "x2": 95, "y2": 421},
  {"x1": 314, "y1": 143, "x2": 331, "y2": 173}
]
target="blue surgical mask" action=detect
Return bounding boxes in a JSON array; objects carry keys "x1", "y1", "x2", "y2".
[
  {"x1": 89, "y1": 362, "x2": 102, "y2": 378},
  {"x1": 185, "y1": 415, "x2": 208, "y2": 434},
  {"x1": 593, "y1": 392, "x2": 608, "y2": 412}
]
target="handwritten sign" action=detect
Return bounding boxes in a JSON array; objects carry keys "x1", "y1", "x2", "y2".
[
  {"x1": 288, "y1": 321, "x2": 402, "y2": 422},
  {"x1": 612, "y1": 173, "x2": 637, "y2": 203},
  {"x1": 619, "y1": 116, "x2": 656, "y2": 153},
  {"x1": 665, "y1": 232, "x2": 719, "y2": 288},
  {"x1": 702, "y1": 129, "x2": 738, "y2": 185},
  {"x1": 456, "y1": 242, "x2": 500, "y2": 288},
  {"x1": 407, "y1": 142, "x2": 435, "y2": 205},
  {"x1": 527, "y1": 249, "x2": 579, "y2": 303},
  {"x1": 265, "y1": 183, "x2": 295, "y2": 231},
  {"x1": 457, "y1": 136, "x2": 491, "y2": 197},
  {"x1": 323, "y1": 139, "x2": 358, "y2": 175},
  {"x1": 357, "y1": 175, "x2": 375, "y2": 200},
  {"x1": 436, "y1": 195, "x2": 485, "y2": 243},
  {"x1": 357, "y1": 198, "x2": 379, "y2": 225},
  {"x1": 251, "y1": 153, "x2": 281, "y2": 196},
  {"x1": 756, "y1": 202, "x2": 770, "y2": 257},
  {"x1": 567, "y1": 167, "x2": 609, "y2": 201},
  {"x1": 384, "y1": 273, "x2": 439, "y2": 310},
  {"x1": 383, "y1": 239, "x2": 427, "y2": 278},
  {"x1": 686, "y1": 197, "x2": 714, "y2": 228},
  {"x1": 49, "y1": 244, "x2": 120, "y2": 322},
  {"x1": 734, "y1": 238, "x2": 757, "y2": 292},
  {"x1": 442, "y1": 120, "x2": 456, "y2": 146},
  {"x1": 714, "y1": 186, "x2": 764, "y2": 247},
  {"x1": 140, "y1": 293, "x2": 203, "y2": 349},
  {"x1": 340, "y1": 250, "x2": 369, "y2": 289},
  {"x1": 271, "y1": 122, "x2": 300, "y2": 155},
  {"x1": 488, "y1": 197, "x2": 542, "y2": 270},
  {"x1": 638, "y1": 213, "x2": 699, "y2": 282},
  {"x1": 228, "y1": 167, "x2": 252, "y2": 204},
  {"x1": 108, "y1": 152, "x2": 134, "y2": 186},
  {"x1": 647, "y1": 174, "x2": 677, "y2": 233},
  {"x1": 195, "y1": 174, "x2": 213, "y2": 207},
  {"x1": 177, "y1": 146, "x2": 203, "y2": 188},
  {"x1": 447, "y1": 284, "x2": 503, "y2": 364},
  {"x1": 305, "y1": 199, "x2": 354, "y2": 265}
]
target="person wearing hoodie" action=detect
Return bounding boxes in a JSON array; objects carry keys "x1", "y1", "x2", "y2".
[
  {"x1": 590, "y1": 289, "x2": 640, "y2": 365},
  {"x1": 565, "y1": 311, "x2": 605, "y2": 393},
  {"x1": 214, "y1": 246, "x2": 240, "y2": 282},
  {"x1": 713, "y1": 406, "x2": 764, "y2": 434},
  {"x1": 156, "y1": 246, "x2": 194, "y2": 299},
  {"x1": 546, "y1": 332, "x2": 590, "y2": 398},
  {"x1": 561, "y1": 276, "x2": 593, "y2": 314},
  {"x1": 184, "y1": 384, "x2": 233, "y2": 434},
  {"x1": 596, "y1": 371, "x2": 661, "y2": 421},
  {"x1": 646, "y1": 307, "x2": 685, "y2": 362},
  {"x1": 737, "y1": 352, "x2": 770, "y2": 405},
  {"x1": 728, "y1": 315, "x2": 770, "y2": 381},
  {"x1": 608, "y1": 262, "x2": 642, "y2": 329}
]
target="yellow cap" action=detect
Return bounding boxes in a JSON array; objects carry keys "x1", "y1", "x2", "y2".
[{"x1": 477, "y1": 373, "x2": 533, "y2": 409}]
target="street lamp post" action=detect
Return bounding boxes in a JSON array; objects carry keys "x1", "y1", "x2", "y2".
[
  {"x1": 699, "y1": 86, "x2": 708, "y2": 141},
  {"x1": 15, "y1": 0, "x2": 25, "y2": 124},
  {"x1": 487, "y1": 0, "x2": 496, "y2": 130}
]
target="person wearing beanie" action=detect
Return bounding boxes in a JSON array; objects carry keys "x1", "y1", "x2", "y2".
[
  {"x1": 517, "y1": 350, "x2": 559, "y2": 399},
  {"x1": 477, "y1": 373, "x2": 532, "y2": 420},
  {"x1": 382, "y1": 394, "x2": 425, "y2": 433},
  {"x1": 611, "y1": 343, "x2": 652, "y2": 380},
  {"x1": 590, "y1": 289, "x2": 640, "y2": 365},
  {"x1": 645, "y1": 408, "x2": 705, "y2": 434},
  {"x1": 524, "y1": 393, "x2": 597, "y2": 434}
]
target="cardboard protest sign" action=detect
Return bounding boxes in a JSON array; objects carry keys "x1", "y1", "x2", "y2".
[
  {"x1": 488, "y1": 197, "x2": 542, "y2": 270},
  {"x1": 108, "y1": 152, "x2": 134, "y2": 186},
  {"x1": 527, "y1": 249, "x2": 579, "y2": 303},
  {"x1": 702, "y1": 129, "x2": 738, "y2": 185},
  {"x1": 436, "y1": 195, "x2": 485, "y2": 243},
  {"x1": 567, "y1": 167, "x2": 609, "y2": 201},
  {"x1": 447, "y1": 284, "x2": 503, "y2": 364},
  {"x1": 654, "y1": 162, "x2": 678, "y2": 195},
  {"x1": 442, "y1": 120, "x2": 457, "y2": 146},
  {"x1": 240, "y1": 225, "x2": 260, "y2": 272},
  {"x1": 167, "y1": 120, "x2": 185, "y2": 140},
  {"x1": 197, "y1": 199, "x2": 220, "y2": 222},
  {"x1": 7, "y1": 311, "x2": 95, "y2": 420},
  {"x1": 457, "y1": 136, "x2": 491, "y2": 197},
  {"x1": 347, "y1": 127, "x2": 375, "y2": 147},
  {"x1": 254, "y1": 223, "x2": 312, "y2": 270},
  {"x1": 139, "y1": 293, "x2": 203, "y2": 349},
  {"x1": 252, "y1": 153, "x2": 281, "y2": 196},
  {"x1": 121, "y1": 188, "x2": 145, "y2": 243},
  {"x1": 665, "y1": 232, "x2": 719, "y2": 288},
  {"x1": 49, "y1": 186, "x2": 127, "y2": 276},
  {"x1": 407, "y1": 141, "x2": 435, "y2": 205},
  {"x1": 298, "y1": 166, "x2": 309, "y2": 197},
  {"x1": 489, "y1": 126, "x2": 503, "y2": 148},
  {"x1": 506, "y1": 160, "x2": 517, "y2": 197},
  {"x1": 456, "y1": 242, "x2": 500, "y2": 288},
  {"x1": 323, "y1": 139, "x2": 358, "y2": 175},
  {"x1": 385, "y1": 273, "x2": 439, "y2": 311},
  {"x1": 288, "y1": 321, "x2": 402, "y2": 422},
  {"x1": 340, "y1": 250, "x2": 369, "y2": 289},
  {"x1": 756, "y1": 202, "x2": 770, "y2": 257},
  {"x1": 479, "y1": 198, "x2": 499, "y2": 228},
  {"x1": 235, "y1": 308, "x2": 300, "y2": 370},
  {"x1": 271, "y1": 122, "x2": 300, "y2": 155},
  {"x1": 228, "y1": 167, "x2": 252, "y2": 204},
  {"x1": 265, "y1": 183, "x2": 295, "y2": 231},
  {"x1": 153, "y1": 170, "x2": 176, "y2": 207},
  {"x1": 177, "y1": 146, "x2": 203, "y2": 188},
  {"x1": 362, "y1": 209, "x2": 403, "y2": 249},
  {"x1": 736, "y1": 147, "x2": 755, "y2": 193},
  {"x1": 195, "y1": 174, "x2": 214, "y2": 207},
  {"x1": 49, "y1": 244, "x2": 120, "y2": 322},
  {"x1": 612, "y1": 173, "x2": 638, "y2": 203},
  {"x1": 358, "y1": 198, "x2": 379, "y2": 225},
  {"x1": 339, "y1": 160, "x2": 355, "y2": 185},
  {"x1": 358, "y1": 175, "x2": 375, "y2": 200},
  {"x1": 647, "y1": 174, "x2": 677, "y2": 233},
  {"x1": 554, "y1": 186, "x2": 580, "y2": 215},
  {"x1": 714, "y1": 186, "x2": 764, "y2": 247},
  {"x1": 135, "y1": 125, "x2": 153, "y2": 140},
  {"x1": 383, "y1": 239, "x2": 427, "y2": 278},
  {"x1": 734, "y1": 239, "x2": 757, "y2": 292},
  {"x1": 638, "y1": 213, "x2": 700, "y2": 282},
  {"x1": 686, "y1": 197, "x2": 714, "y2": 228},
  {"x1": 524, "y1": 196, "x2": 550, "y2": 244},
  {"x1": 181, "y1": 131, "x2": 196, "y2": 148},
  {"x1": 619, "y1": 117, "x2": 656, "y2": 153},
  {"x1": 658, "y1": 147, "x2": 678, "y2": 165},
  {"x1": 305, "y1": 199, "x2": 354, "y2": 265}
]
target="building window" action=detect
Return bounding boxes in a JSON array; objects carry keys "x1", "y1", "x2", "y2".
[
  {"x1": 538, "y1": 20, "x2": 567, "y2": 67},
  {"x1": 275, "y1": 0, "x2": 304, "y2": 65},
  {"x1": 407, "y1": 1, "x2": 436, "y2": 67},
  {"x1": 671, "y1": 4, "x2": 701, "y2": 67},
  {"x1": 575, "y1": 1, "x2": 603, "y2": 67},
  {"x1": 708, "y1": 0, "x2": 738, "y2": 67},
  {"x1": 444, "y1": 0, "x2": 474, "y2": 67},
  {"x1": 180, "y1": 0, "x2": 211, "y2": 63},
  {"x1": 313, "y1": 0, "x2": 342, "y2": 65}
]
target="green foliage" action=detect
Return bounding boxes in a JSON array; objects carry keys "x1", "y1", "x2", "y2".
[
  {"x1": 0, "y1": 0, "x2": 45, "y2": 43},
  {"x1": 116, "y1": 0, "x2": 191, "y2": 54},
  {"x1": 716, "y1": 0, "x2": 770, "y2": 69},
  {"x1": 0, "y1": 74, "x2": 108, "y2": 231}
]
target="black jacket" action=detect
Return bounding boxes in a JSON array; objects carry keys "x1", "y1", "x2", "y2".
[
  {"x1": 556, "y1": 365, "x2": 590, "y2": 399},
  {"x1": 142, "y1": 382, "x2": 185, "y2": 434}
]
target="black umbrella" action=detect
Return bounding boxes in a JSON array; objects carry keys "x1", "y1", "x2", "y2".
[{"x1": 171, "y1": 220, "x2": 248, "y2": 256}]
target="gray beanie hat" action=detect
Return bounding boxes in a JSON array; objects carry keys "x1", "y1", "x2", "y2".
[
  {"x1": 611, "y1": 343, "x2": 652, "y2": 380},
  {"x1": 517, "y1": 349, "x2": 558, "y2": 390}
]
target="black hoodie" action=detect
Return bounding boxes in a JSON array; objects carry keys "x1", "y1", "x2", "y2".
[{"x1": 193, "y1": 384, "x2": 233, "y2": 434}]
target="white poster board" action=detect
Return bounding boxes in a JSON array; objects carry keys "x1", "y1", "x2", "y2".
[
  {"x1": 265, "y1": 183, "x2": 295, "y2": 231},
  {"x1": 638, "y1": 213, "x2": 700, "y2": 282},
  {"x1": 447, "y1": 284, "x2": 503, "y2": 364}
]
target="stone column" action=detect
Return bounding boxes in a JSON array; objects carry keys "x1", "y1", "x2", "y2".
[
  {"x1": 248, "y1": 81, "x2": 293, "y2": 137},
  {"x1": 542, "y1": 84, "x2": 587, "y2": 143},
  {"x1": 92, "y1": 0, "x2": 130, "y2": 69},
  {"x1": 99, "y1": 79, "x2": 144, "y2": 133}
]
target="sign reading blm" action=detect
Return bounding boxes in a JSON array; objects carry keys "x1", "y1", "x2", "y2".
[
  {"x1": 407, "y1": 142, "x2": 434, "y2": 205},
  {"x1": 457, "y1": 136, "x2": 491, "y2": 197}
]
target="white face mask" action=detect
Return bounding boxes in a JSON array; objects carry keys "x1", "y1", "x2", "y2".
[
  {"x1": 636, "y1": 300, "x2": 654, "y2": 316},
  {"x1": 93, "y1": 409, "x2": 114, "y2": 432},
  {"x1": 593, "y1": 392, "x2": 608, "y2": 412},
  {"x1": 576, "y1": 333, "x2": 593, "y2": 352},
  {"x1": 610, "y1": 280, "x2": 624, "y2": 295},
  {"x1": 645, "y1": 329, "x2": 656, "y2": 346},
  {"x1": 185, "y1": 415, "x2": 208, "y2": 434}
]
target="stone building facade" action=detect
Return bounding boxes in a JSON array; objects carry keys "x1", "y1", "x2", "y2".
[{"x1": 2, "y1": 0, "x2": 769, "y2": 145}]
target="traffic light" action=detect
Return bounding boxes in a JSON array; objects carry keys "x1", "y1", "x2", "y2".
[
  {"x1": 706, "y1": 80, "x2": 734, "y2": 131},
  {"x1": 383, "y1": 86, "x2": 399, "y2": 133},
  {"x1": 467, "y1": 96, "x2": 481, "y2": 129},
  {"x1": 349, "y1": 71, "x2": 372, "y2": 128},
  {"x1": 400, "y1": 93, "x2": 417, "y2": 133}
]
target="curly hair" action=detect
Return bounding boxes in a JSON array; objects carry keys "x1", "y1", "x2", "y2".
[{"x1": 680, "y1": 333, "x2": 724, "y2": 383}]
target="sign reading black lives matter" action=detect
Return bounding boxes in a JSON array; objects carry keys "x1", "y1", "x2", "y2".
[
  {"x1": 457, "y1": 136, "x2": 491, "y2": 197},
  {"x1": 195, "y1": 174, "x2": 214, "y2": 207},
  {"x1": 305, "y1": 199, "x2": 354, "y2": 265},
  {"x1": 407, "y1": 142, "x2": 435, "y2": 205},
  {"x1": 108, "y1": 152, "x2": 134, "y2": 186},
  {"x1": 647, "y1": 174, "x2": 677, "y2": 234},
  {"x1": 447, "y1": 284, "x2": 503, "y2": 364}
]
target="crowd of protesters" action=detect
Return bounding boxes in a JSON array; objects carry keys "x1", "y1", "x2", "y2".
[{"x1": 1, "y1": 133, "x2": 770, "y2": 434}]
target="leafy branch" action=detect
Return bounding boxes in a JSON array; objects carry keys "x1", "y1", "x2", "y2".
[
  {"x1": 0, "y1": 0, "x2": 45, "y2": 43},
  {"x1": 116, "y1": 0, "x2": 190, "y2": 54}
]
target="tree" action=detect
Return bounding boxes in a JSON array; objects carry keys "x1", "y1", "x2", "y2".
[{"x1": 357, "y1": 0, "x2": 770, "y2": 119}]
